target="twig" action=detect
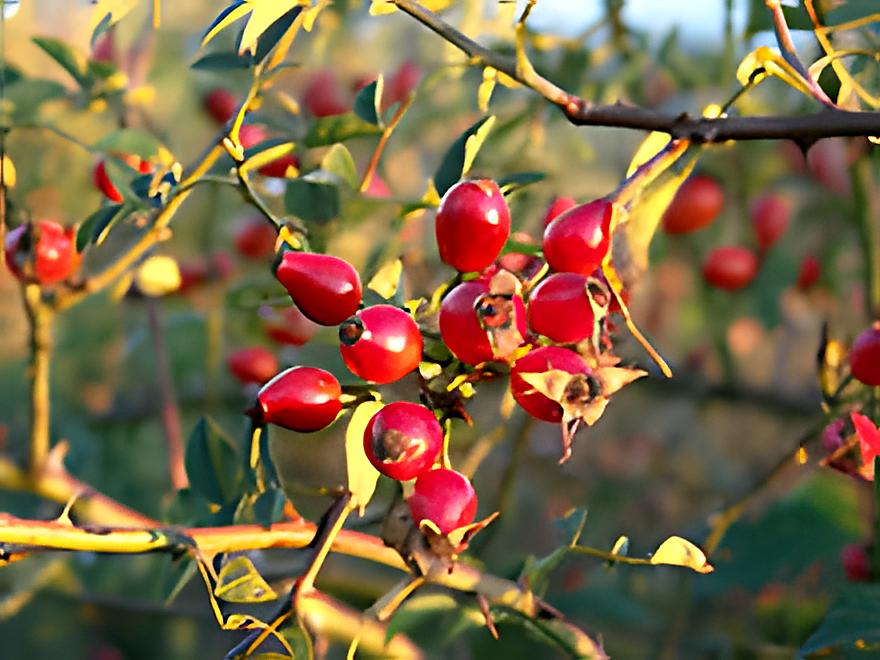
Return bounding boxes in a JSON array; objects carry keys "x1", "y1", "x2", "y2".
[
  {"x1": 146, "y1": 298, "x2": 188, "y2": 490},
  {"x1": 389, "y1": 0, "x2": 880, "y2": 142},
  {"x1": 22, "y1": 286, "x2": 52, "y2": 478}
]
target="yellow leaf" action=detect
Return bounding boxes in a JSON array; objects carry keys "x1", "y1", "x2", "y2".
[
  {"x1": 367, "y1": 259, "x2": 403, "y2": 300},
  {"x1": 478, "y1": 67, "x2": 497, "y2": 112},
  {"x1": 135, "y1": 255, "x2": 181, "y2": 297},
  {"x1": 625, "y1": 132, "x2": 671, "y2": 178},
  {"x1": 421, "y1": 179, "x2": 441, "y2": 208},
  {"x1": 302, "y1": 0, "x2": 331, "y2": 32},
  {"x1": 346, "y1": 401, "x2": 384, "y2": 515},
  {"x1": 1, "y1": 155, "x2": 16, "y2": 188},
  {"x1": 202, "y1": 3, "x2": 253, "y2": 48},
  {"x1": 239, "y1": 142, "x2": 297, "y2": 175},
  {"x1": 215, "y1": 556, "x2": 278, "y2": 603},
  {"x1": 239, "y1": 0, "x2": 301, "y2": 55},
  {"x1": 650, "y1": 536, "x2": 713, "y2": 574},
  {"x1": 610, "y1": 535, "x2": 629, "y2": 555},
  {"x1": 735, "y1": 46, "x2": 813, "y2": 98},
  {"x1": 462, "y1": 115, "x2": 496, "y2": 177},
  {"x1": 369, "y1": 1, "x2": 398, "y2": 15},
  {"x1": 418, "y1": 362, "x2": 443, "y2": 380}
]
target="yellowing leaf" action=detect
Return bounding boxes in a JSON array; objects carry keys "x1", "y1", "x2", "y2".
[
  {"x1": 626, "y1": 132, "x2": 671, "y2": 178},
  {"x1": 202, "y1": 3, "x2": 253, "y2": 48},
  {"x1": 478, "y1": 67, "x2": 497, "y2": 112},
  {"x1": 422, "y1": 179, "x2": 441, "y2": 207},
  {"x1": 239, "y1": 142, "x2": 297, "y2": 175},
  {"x1": 346, "y1": 401, "x2": 384, "y2": 515},
  {"x1": 90, "y1": 0, "x2": 139, "y2": 34},
  {"x1": 215, "y1": 556, "x2": 278, "y2": 603},
  {"x1": 369, "y1": 1, "x2": 398, "y2": 15},
  {"x1": 650, "y1": 536, "x2": 713, "y2": 574},
  {"x1": 135, "y1": 255, "x2": 181, "y2": 297},
  {"x1": 462, "y1": 115, "x2": 496, "y2": 177},
  {"x1": 302, "y1": 0, "x2": 331, "y2": 32},
  {"x1": 367, "y1": 259, "x2": 403, "y2": 300},
  {"x1": 735, "y1": 46, "x2": 813, "y2": 98},
  {"x1": 239, "y1": 0, "x2": 300, "y2": 55}
]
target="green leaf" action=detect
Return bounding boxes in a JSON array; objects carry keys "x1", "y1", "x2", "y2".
[
  {"x1": 386, "y1": 594, "x2": 463, "y2": 642},
  {"x1": 5, "y1": 79, "x2": 67, "y2": 121},
  {"x1": 184, "y1": 417, "x2": 243, "y2": 505},
  {"x1": 345, "y1": 401, "x2": 383, "y2": 515},
  {"x1": 32, "y1": 36, "x2": 91, "y2": 88},
  {"x1": 304, "y1": 113, "x2": 383, "y2": 148},
  {"x1": 77, "y1": 204, "x2": 125, "y2": 250},
  {"x1": 801, "y1": 585, "x2": 880, "y2": 656},
  {"x1": 253, "y1": 486, "x2": 286, "y2": 528},
  {"x1": 253, "y1": 5, "x2": 303, "y2": 64},
  {"x1": 95, "y1": 128, "x2": 161, "y2": 159},
  {"x1": 321, "y1": 144, "x2": 358, "y2": 189},
  {"x1": 285, "y1": 177, "x2": 340, "y2": 223},
  {"x1": 160, "y1": 556, "x2": 197, "y2": 606},
  {"x1": 827, "y1": 0, "x2": 878, "y2": 24},
  {"x1": 497, "y1": 171, "x2": 546, "y2": 196},
  {"x1": 749, "y1": 246, "x2": 798, "y2": 329},
  {"x1": 215, "y1": 556, "x2": 278, "y2": 603},
  {"x1": 202, "y1": 1, "x2": 251, "y2": 48},
  {"x1": 433, "y1": 115, "x2": 496, "y2": 197},
  {"x1": 192, "y1": 52, "x2": 255, "y2": 70},
  {"x1": 353, "y1": 77, "x2": 383, "y2": 126}
]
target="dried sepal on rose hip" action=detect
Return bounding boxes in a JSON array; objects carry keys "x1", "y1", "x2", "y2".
[
  {"x1": 439, "y1": 268, "x2": 527, "y2": 365},
  {"x1": 363, "y1": 402, "x2": 443, "y2": 481},
  {"x1": 820, "y1": 412, "x2": 880, "y2": 482},
  {"x1": 510, "y1": 346, "x2": 646, "y2": 462},
  {"x1": 406, "y1": 468, "x2": 498, "y2": 561}
]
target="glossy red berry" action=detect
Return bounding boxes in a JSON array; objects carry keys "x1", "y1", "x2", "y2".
[
  {"x1": 263, "y1": 306, "x2": 319, "y2": 347},
  {"x1": 257, "y1": 366, "x2": 342, "y2": 432},
  {"x1": 528, "y1": 273, "x2": 595, "y2": 344},
  {"x1": 275, "y1": 252, "x2": 362, "y2": 326},
  {"x1": 435, "y1": 179, "x2": 511, "y2": 273},
  {"x1": 4, "y1": 220, "x2": 79, "y2": 285},
  {"x1": 339, "y1": 305, "x2": 422, "y2": 384},
  {"x1": 408, "y1": 468, "x2": 477, "y2": 535},
  {"x1": 439, "y1": 279, "x2": 526, "y2": 365},
  {"x1": 662, "y1": 175, "x2": 724, "y2": 234},
  {"x1": 510, "y1": 346, "x2": 591, "y2": 423},
  {"x1": 542, "y1": 196, "x2": 577, "y2": 227},
  {"x1": 850, "y1": 322, "x2": 880, "y2": 386},
  {"x1": 94, "y1": 154, "x2": 152, "y2": 203},
  {"x1": 303, "y1": 70, "x2": 349, "y2": 117},
  {"x1": 363, "y1": 402, "x2": 442, "y2": 481},
  {"x1": 751, "y1": 193, "x2": 791, "y2": 252},
  {"x1": 797, "y1": 255, "x2": 820, "y2": 290},
  {"x1": 204, "y1": 88, "x2": 237, "y2": 125},
  {"x1": 542, "y1": 199, "x2": 612, "y2": 276},
  {"x1": 234, "y1": 217, "x2": 277, "y2": 260},
  {"x1": 498, "y1": 231, "x2": 539, "y2": 274},
  {"x1": 702, "y1": 247, "x2": 758, "y2": 291},
  {"x1": 227, "y1": 347, "x2": 278, "y2": 385},
  {"x1": 841, "y1": 543, "x2": 871, "y2": 582}
]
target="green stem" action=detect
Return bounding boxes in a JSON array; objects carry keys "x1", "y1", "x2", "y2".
[{"x1": 852, "y1": 156, "x2": 880, "y2": 319}]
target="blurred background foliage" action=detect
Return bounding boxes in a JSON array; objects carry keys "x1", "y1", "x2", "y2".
[{"x1": 0, "y1": 0, "x2": 878, "y2": 658}]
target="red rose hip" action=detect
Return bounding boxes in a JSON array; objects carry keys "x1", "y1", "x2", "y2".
[
  {"x1": 303, "y1": 70, "x2": 349, "y2": 117},
  {"x1": 204, "y1": 88, "x2": 237, "y2": 125},
  {"x1": 542, "y1": 196, "x2": 577, "y2": 227},
  {"x1": 662, "y1": 175, "x2": 724, "y2": 234},
  {"x1": 5, "y1": 220, "x2": 79, "y2": 285},
  {"x1": 850, "y1": 322, "x2": 880, "y2": 386},
  {"x1": 407, "y1": 468, "x2": 478, "y2": 535},
  {"x1": 234, "y1": 217, "x2": 277, "y2": 260},
  {"x1": 363, "y1": 402, "x2": 443, "y2": 481},
  {"x1": 257, "y1": 366, "x2": 342, "y2": 432},
  {"x1": 841, "y1": 543, "x2": 871, "y2": 582},
  {"x1": 797, "y1": 255, "x2": 820, "y2": 290},
  {"x1": 94, "y1": 154, "x2": 152, "y2": 203},
  {"x1": 339, "y1": 305, "x2": 422, "y2": 384},
  {"x1": 702, "y1": 247, "x2": 758, "y2": 291},
  {"x1": 439, "y1": 279, "x2": 526, "y2": 365},
  {"x1": 435, "y1": 179, "x2": 511, "y2": 273},
  {"x1": 263, "y1": 306, "x2": 319, "y2": 347},
  {"x1": 542, "y1": 199, "x2": 613, "y2": 276},
  {"x1": 274, "y1": 252, "x2": 362, "y2": 326},
  {"x1": 510, "y1": 346, "x2": 591, "y2": 423},
  {"x1": 751, "y1": 193, "x2": 791, "y2": 251},
  {"x1": 227, "y1": 347, "x2": 278, "y2": 385},
  {"x1": 528, "y1": 273, "x2": 595, "y2": 344}
]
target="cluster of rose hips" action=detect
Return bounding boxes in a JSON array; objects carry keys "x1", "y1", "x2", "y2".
[
  {"x1": 662, "y1": 174, "x2": 819, "y2": 291},
  {"x1": 237, "y1": 172, "x2": 657, "y2": 542}
]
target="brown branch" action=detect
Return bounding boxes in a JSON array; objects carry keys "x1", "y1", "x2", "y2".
[
  {"x1": 22, "y1": 286, "x2": 53, "y2": 477},
  {"x1": 389, "y1": 0, "x2": 880, "y2": 142}
]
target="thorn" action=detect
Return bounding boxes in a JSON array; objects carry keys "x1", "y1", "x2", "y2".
[{"x1": 476, "y1": 593, "x2": 499, "y2": 640}]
